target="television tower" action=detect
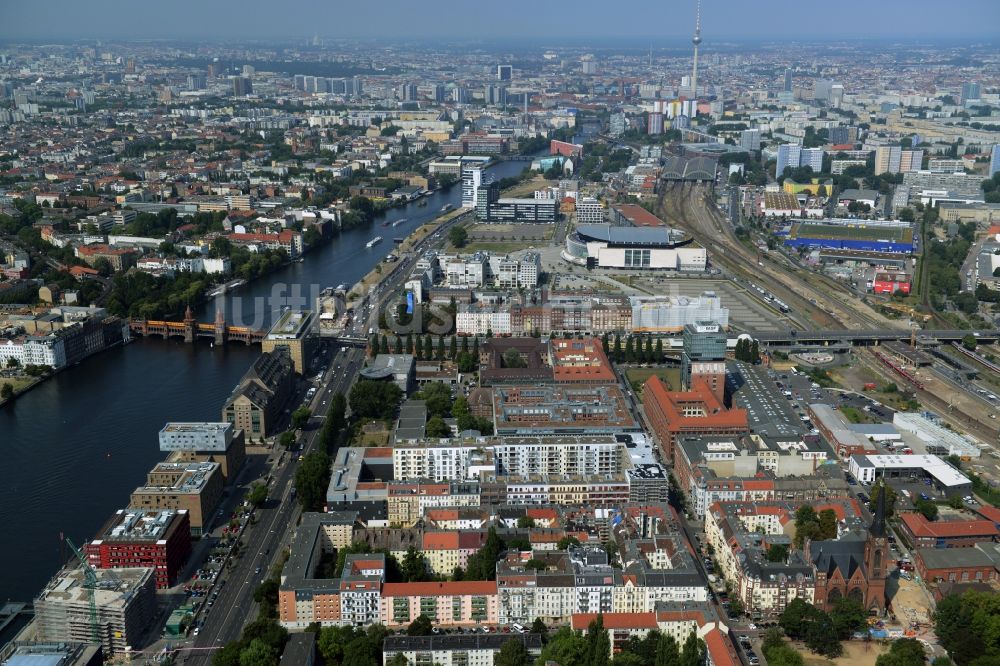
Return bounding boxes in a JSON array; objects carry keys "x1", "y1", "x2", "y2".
[{"x1": 691, "y1": 0, "x2": 702, "y2": 99}]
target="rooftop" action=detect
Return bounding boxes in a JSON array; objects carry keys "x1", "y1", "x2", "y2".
[{"x1": 265, "y1": 309, "x2": 315, "y2": 340}]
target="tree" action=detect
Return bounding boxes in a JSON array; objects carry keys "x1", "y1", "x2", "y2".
[
  {"x1": 875, "y1": 639, "x2": 926, "y2": 666},
  {"x1": 766, "y1": 544, "x2": 789, "y2": 562},
  {"x1": 517, "y1": 516, "x2": 536, "y2": 528},
  {"x1": 423, "y1": 335, "x2": 433, "y2": 360},
  {"x1": 238, "y1": 638, "x2": 279, "y2": 666},
  {"x1": 829, "y1": 597, "x2": 867, "y2": 639},
  {"x1": 915, "y1": 497, "x2": 939, "y2": 521},
  {"x1": 449, "y1": 335, "x2": 457, "y2": 359},
  {"x1": 385, "y1": 655, "x2": 409, "y2": 666},
  {"x1": 420, "y1": 382, "x2": 453, "y2": 417},
  {"x1": 495, "y1": 638, "x2": 532, "y2": 666},
  {"x1": 727, "y1": 598, "x2": 745, "y2": 617},
  {"x1": 538, "y1": 628, "x2": 590, "y2": 666},
  {"x1": 679, "y1": 631, "x2": 704, "y2": 666},
  {"x1": 817, "y1": 508, "x2": 838, "y2": 540},
  {"x1": 247, "y1": 482, "x2": 268, "y2": 507},
  {"x1": 0, "y1": 383, "x2": 12, "y2": 400},
  {"x1": 586, "y1": 615, "x2": 611, "y2": 666},
  {"x1": 380, "y1": 335, "x2": 390, "y2": 355},
  {"x1": 449, "y1": 226, "x2": 469, "y2": 248},
  {"x1": 291, "y1": 406, "x2": 311, "y2": 430},
  {"x1": 5, "y1": 357, "x2": 18, "y2": 368},
  {"x1": 369, "y1": 333, "x2": 379, "y2": 358},
  {"x1": 437, "y1": 335, "x2": 445, "y2": 361},
  {"x1": 557, "y1": 536, "x2": 581, "y2": 550},
  {"x1": 407, "y1": 614, "x2": 434, "y2": 636},
  {"x1": 503, "y1": 348, "x2": 527, "y2": 368},
  {"x1": 654, "y1": 338, "x2": 664, "y2": 364},
  {"x1": 279, "y1": 431, "x2": 296, "y2": 448},
  {"x1": 349, "y1": 380, "x2": 403, "y2": 420},
  {"x1": 457, "y1": 351, "x2": 477, "y2": 372},
  {"x1": 294, "y1": 450, "x2": 331, "y2": 511},
  {"x1": 962, "y1": 334, "x2": 978, "y2": 351},
  {"x1": 394, "y1": 336, "x2": 404, "y2": 354},
  {"x1": 530, "y1": 618, "x2": 548, "y2": 635},
  {"x1": 406, "y1": 333, "x2": 414, "y2": 355},
  {"x1": 655, "y1": 633, "x2": 680, "y2": 666},
  {"x1": 401, "y1": 546, "x2": 430, "y2": 582},
  {"x1": 425, "y1": 415, "x2": 450, "y2": 438}
]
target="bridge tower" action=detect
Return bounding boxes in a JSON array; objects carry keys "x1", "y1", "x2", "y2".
[
  {"x1": 183, "y1": 304, "x2": 196, "y2": 343},
  {"x1": 214, "y1": 308, "x2": 227, "y2": 346}
]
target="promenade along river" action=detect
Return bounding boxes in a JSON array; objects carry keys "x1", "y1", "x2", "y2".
[{"x1": 0, "y1": 157, "x2": 535, "y2": 603}]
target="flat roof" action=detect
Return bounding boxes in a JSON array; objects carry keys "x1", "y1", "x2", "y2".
[
  {"x1": 575, "y1": 223, "x2": 687, "y2": 247},
  {"x1": 612, "y1": 204, "x2": 665, "y2": 227},
  {"x1": 850, "y1": 454, "x2": 970, "y2": 487},
  {"x1": 265, "y1": 309, "x2": 315, "y2": 340}
]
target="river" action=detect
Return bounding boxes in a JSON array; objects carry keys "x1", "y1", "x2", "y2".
[{"x1": 0, "y1": 157, "x2": 536, "y2": 604}]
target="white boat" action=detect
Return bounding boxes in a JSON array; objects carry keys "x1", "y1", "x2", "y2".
[
  {"x1": 441, "y1": 203, "x2": 454, "y2": 212},
  {"x1": 392, "y1": 219, "x2": 406, "y2": 227},
  {"x1": 366, "y1": 236, "x2": 383, "y2": 248}
]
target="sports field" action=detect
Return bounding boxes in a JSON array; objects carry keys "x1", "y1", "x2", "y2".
[{"x1": 789, "y1": 222, "x2": 913, "y2": 244}]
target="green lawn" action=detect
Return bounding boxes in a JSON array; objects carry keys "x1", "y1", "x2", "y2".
[{"x1": 626, "y1": 367, "x2": 681, "y2": 396}]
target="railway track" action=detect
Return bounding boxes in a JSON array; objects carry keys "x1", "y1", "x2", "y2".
[{"x1": 657, "y1": 183, "x2": 903, "y2": 332}]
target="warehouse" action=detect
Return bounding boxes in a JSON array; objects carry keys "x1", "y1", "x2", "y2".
[
  {"x1": 848, "y1": 454, "x2": 972, "y2": 497},
  {"x1": 778, "y1": 219, "x2": 915, "y2": 254}
]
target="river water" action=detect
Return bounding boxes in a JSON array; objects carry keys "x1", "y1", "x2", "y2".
[{"x1": 0, "y1": 158, "x2": 535, "y2": 603}]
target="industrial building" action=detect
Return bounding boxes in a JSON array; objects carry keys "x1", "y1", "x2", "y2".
[
  {"x1": 129, "y1": 461, "x2": 224, "y2": 535},
  {"x1": 262, "y1": 309, "x2": 317, "y2": 374},
  {"x1": 778, "y1": 219, "x2": 915, "y2": 254},
  {"x1": 222, "y1": 348, "x2": 295, "y2": 440},
  {"x1": 158, "y1": 421, "x2": 246, "y2": 481},
  {"x1": 892, "y1": 412, "x2": 982, "y2": 459},
  {"x1": 86, "y1": 509, "x2": 192, "y2": 589},
  {"x1": 34, "y1": 566, "x2": 157, "y2": 657},
  {"x1": 848, "y1": 454, "x2": 972, "y2": 497},
  {"x1": 564, "y1": 224, "x2": 705, "y2": 271}
]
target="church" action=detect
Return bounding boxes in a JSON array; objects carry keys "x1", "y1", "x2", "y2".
[{"x1": 807, "y1": 484, "x2": 889, "y2": 614}]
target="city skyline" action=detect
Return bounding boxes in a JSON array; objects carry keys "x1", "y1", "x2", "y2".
[{"x1": 1, "y1": 0, "x2": 999, "y2": 40}]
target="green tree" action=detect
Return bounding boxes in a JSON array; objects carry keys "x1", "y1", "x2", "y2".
[
  {"x1": 503, "y1": 348, "x2": 527, "y2": 368},
  {"x1": 449, "y1": 226, "x2": 469, "y2": 248},
  {"x1": 0, "y1": 383, "x2": 13, "y2": 400},
  {"x1": 420, "y1": 381, "x2": 453, "y2": 417},
  {"x1": 586, "y1": 615, "x2": 611, "y2": 666},
  {"x1": 386, "y1": 655, "x2": 409, "y2": 666},
  {"x1": 915, "y1": 497, "x2": 939, "y2": 521},
  {"x1": 294, "y1": 450, "x2": 331, "y2": 511},
  {"x1": 369, "y1": 333, "x2": 379, "y2": 358},
  {"x1": 829, "y1": 597, "x2": 867, "y2": 639},
  {"x1": 407, "y1": 614, "x2": 434, "y2": 636},
  {"x1": 766, "y1": 544, "x2": 789, "y2": 562},
  {"x1": 538, "y1": 628, "x2": 590, "y2": 666},
  {"x1": 654, "y1": 338, "x2": 664, "y2": 364},
  {"x1": 449, "y1": 335, "x2": 457, "y2": 359},
  {"x1": 394, "y1": 336, "x2": 404, "y2": 354},
  {"x1": 279, "y1": 431, "x2": 296, "y2": 448},
  {"x1": 962, "y1": 334, "x2": 978, "y2": 351},
  {"x1": 869, "y1": 482, "x2": 898, "y2": 517},
  {"x1": 423, "y1": 335, "x2": 433, "y2": 360},
  {"x1": 291, "y1": 406, "x2": 312, "y2": 430},
  {"x1": 530, "y1": 617, "x2": 548, "y2": 635},
  {"x1": 495, "y1": 638, "x2": 532, "y2": 666},
  {"x1": 401, "y1": 546, "x2": 430, "y2": 582},
  {"x1": 425, "y1": 415, "x2": 450, "y2": 438},
  {"x1": 247, "y1": 482, "x2": 268, "y2": 507},
  {"x1": 349, "y1": 380, "x2": 403, "y2": 419},
  {"x1": 679, "y1": 631, "x2": 704, "y2": 666},
  {"x1": 238, "y1": 638, "x2": 279, "y2": 666},
  {"x1": 655, "y1": 633, "x2": 680, "y2": 666},
  {"x1": 875, "y1": 638, "x2": 926, "y2": 666},
  {"x1": 457, "y1": 351, "x2": 476, "y2": 372}
]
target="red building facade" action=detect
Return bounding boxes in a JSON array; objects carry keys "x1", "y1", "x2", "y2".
[{"x1": 86, "y1": 509, "x2": 192, "y2": 589}]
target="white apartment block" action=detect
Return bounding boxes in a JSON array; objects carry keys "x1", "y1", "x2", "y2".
[
  {"x1": 455, "y1": 308, "x2": 512, "y2": 336},
  {"x1": 576, "y1": 197, "x2": 605, "y2": 223}
]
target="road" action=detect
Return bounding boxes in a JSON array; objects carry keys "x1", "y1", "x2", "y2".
[{"x1": 177, "y1": 346, "x2": 365, "y2": 665}]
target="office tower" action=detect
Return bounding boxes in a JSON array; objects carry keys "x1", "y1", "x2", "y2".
[
  {"x1": 813, "y1": 79, "x2": 833, "y2": 101},
  {"x1": 681, "y1": 322, "x2": 727, "y2": 402},
  {"x1": 206, "y1": 63, "x2": 218, "y2": 78},
  {"x1": 829, "y1": 84, "x2": 844, "y2": 108},
  {"x1": 461, "y1": 167, "x2": 483, "y2": 208},
  {"x1": 399, "y1": 82, "x2": 417, "y2": 102},
  {"x1": 989, "y1": 145, "x2": 1000, "y2": 178},
  {"x1": 740, "y1": 128, "x2": 761, "y2": 152},
  {"x1": 242, "y1": 65, "x2": 255, "y2": 77},
  {"x1": 496, "y1": 86, "x2": 508, "y2": 107},
  {"x1": 349, "y1": 76, "x2": 363, "y2": 98},
  {"x1": 783, "y1": 68, "x2": 792, "y2": 92},
  {"x1": 899, "y1": 149, "x2": 924, "y2": 173},
  {"x1": 293, "y1": 74, "x2": 305, "y2": 91},
  {"x1": 776, "y1": 144, "x2": 802, "y2": 178},
  {"x1": 691, "y1": 0, "x2": 702, "y2": 98},
  {"x1": 828, "y1": 126, "x2": 852, "y2": 145},
  {"x1": 187, "y1": 74, "x2": 206, "y2": 91},
  {"x1": 484, "y1": 84, "x2": 496, "y2": 105},
  {"x1": 609, "y1": 112, "x2": 627, "y2": 138},
  {"x1": 875, "y1": 146, "x2": 901, "y2": 175},
  {"x1": 452, "y1": 87, "x2": 469, "y2": 104},
  {"x1": 961, "y1": 82, "x2": 981, "y2": 104},
  {"x1": 800, "y1": 148, "x2": 824, "y2": 173},
  {"x1": 433, "y1": 84, "x2": 446, "y2": 102},
  {"x1": 497, "y1": 65, "x2": 512, "y2": 81},
  {"x1": 581, "y1": 58, "x2": 598, "y2": 75},
  {"x1": 648, "y1": 112, "x2": 664, "y2": 135},
  {"x1": 125, "y1": 57, "x2": 135, "y2": 74},
  {"x1": 232, "y1": 76, "x2": 252, "y2": 97}
]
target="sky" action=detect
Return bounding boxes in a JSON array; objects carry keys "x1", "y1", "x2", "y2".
[{"x1": 1, "y1": 0, "x2": 999, "y2": 42}]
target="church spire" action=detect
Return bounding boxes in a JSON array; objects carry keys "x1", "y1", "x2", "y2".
[{"x1": 870, "y1": 479, "x2": 887, "y2": 538}]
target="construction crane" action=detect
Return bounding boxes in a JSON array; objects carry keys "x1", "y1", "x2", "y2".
[{"x1": 65, "y1": 537, "x2": 100, "y2": 646}]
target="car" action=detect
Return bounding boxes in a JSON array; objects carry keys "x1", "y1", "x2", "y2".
[
  {"x1": 254, "y1": 567, "x2": 262, "y2": 574},
  {"x1": 193, "y1": 627, "x2": 200, "y2": 636}
]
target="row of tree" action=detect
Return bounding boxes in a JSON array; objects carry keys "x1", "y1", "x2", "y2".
[
  {"x1": 601, "y1": 333, "x2": 665, "y2": 365},
  {"x1": 371, "y1": 333, "x2": 480, "y2": 373},
  {"x1": 778, "y1": 597, "x2": 868, "y2": 659}
]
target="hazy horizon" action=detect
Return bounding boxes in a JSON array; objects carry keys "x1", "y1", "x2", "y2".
[{"x1": 2, "y1": 0, "x2": 999, "y2": 41}]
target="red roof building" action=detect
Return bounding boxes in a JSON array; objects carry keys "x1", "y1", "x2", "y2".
[
  {"x1": 898, "y1": 512, "x2": 999, "y2": 549},
  {"x1": 642, "y1": 376, "x2": 749, "y2": 462}
]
